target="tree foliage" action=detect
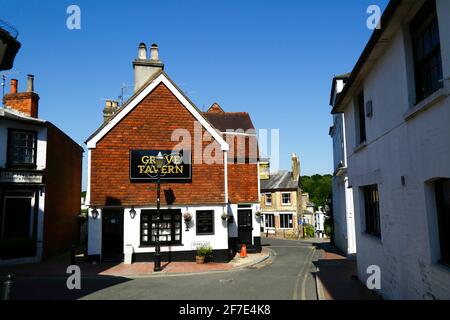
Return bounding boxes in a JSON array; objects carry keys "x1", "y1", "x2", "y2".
[{"x1": 300, "y1": 174, "x2": 332, "y2": 210}]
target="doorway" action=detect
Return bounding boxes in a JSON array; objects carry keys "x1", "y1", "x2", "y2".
[
  {"x1": 237, "y1": 209, "x2": 253, "y2": 246},
  {"x1": 101, "y1": 208, "x2": 124, "y2": 261}
]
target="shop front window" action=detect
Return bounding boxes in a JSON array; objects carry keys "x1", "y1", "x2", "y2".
[{"x1": 140, "y1": 209, "x2": 182, "y2": 246}]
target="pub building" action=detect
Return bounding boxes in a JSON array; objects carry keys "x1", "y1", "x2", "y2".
[
  {"x1": 86, "y1": 44, "x2": 262, "y2": 263},
  {"x1": 0, "y1": 76, "x2": 83, "y2": 265}
]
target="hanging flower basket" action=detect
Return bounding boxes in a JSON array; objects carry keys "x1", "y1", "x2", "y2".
[
  {"x1": 221, "y1": 213, "x2": 228, "y2": 221},
  {"x1": 255, "y1": 211, "x2": 262, "y2": 217},
  {"x1": 183, "y1": 212, "x2": 192, "y2": 222}
]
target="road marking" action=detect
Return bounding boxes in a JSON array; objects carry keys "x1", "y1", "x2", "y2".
[{"x1": 292, "y1": 247, "x2": 315, "y2": 300}]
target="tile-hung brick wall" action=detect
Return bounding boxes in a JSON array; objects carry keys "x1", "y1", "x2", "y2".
[{"x1": 90, "y1": 83, "x2": 226, "y2": 206}]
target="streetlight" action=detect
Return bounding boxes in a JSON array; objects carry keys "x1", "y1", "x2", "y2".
[{"x1": 154, "y1": 151, "x2": 165, "y2": 272}]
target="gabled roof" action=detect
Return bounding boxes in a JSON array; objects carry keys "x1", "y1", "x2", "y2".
[
  {"x1": 0, "y1": 107, "x2": 46, "y2": 125},
  {"x1": 260, "y1": 170, "x2": 299, "y2": 191},
  {"x1": 85, "y1": 71, "x2": 229, "y2": 151}
]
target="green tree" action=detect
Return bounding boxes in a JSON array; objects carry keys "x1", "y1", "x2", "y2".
[{"x1": 300, "y1": 174, "x2": 332, "y2": 210}]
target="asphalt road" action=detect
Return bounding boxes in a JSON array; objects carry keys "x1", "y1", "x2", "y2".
[{"x1": 5, "y1": 238, "x2": 320, "y2": 300}]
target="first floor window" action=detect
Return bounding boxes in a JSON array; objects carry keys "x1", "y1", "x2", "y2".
[
  {"x1": 363, "y1": 185, "x2": 381, "y2": 237},
  {"x1": 280, "y1": 214, "x2": 293, "y2": 229},
  {"x1": 265, "y1": 214, "x2": 275, "y2": 228},
  {"x1": 435, "y1": 179, "x2": 450, "y2": 265},
  {"x1": 281, "y1": 193, "x2": 291, "y2": 206},
  {"x1": 140, "y1": 209, "x2": 182, "y2": 245},
  {"x1": 265, "y1": 193, "x2": 272, "y2": 206},
  {"x1": 196, "y1": 210, "x2": 214, "y2": 235},
  {"x1": 7, "y1": 130, "x2": 37, "y2": 166}
]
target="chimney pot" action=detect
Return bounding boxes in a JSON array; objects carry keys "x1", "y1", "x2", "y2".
[
  {"x1": 138, "y1": 43, "x2": 147, "y2": 60},
  {"x1": 10, "y1": 79, "x2": 18, "y2": 94},
  {"x1": 27, "y1": 74, "x2": 34, "y2": 93},
  {"x1": 150, "y1": 44, "x2": 159, "y2": 61}
]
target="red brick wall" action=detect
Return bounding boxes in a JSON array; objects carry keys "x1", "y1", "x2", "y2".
[
  {"x1": 227, "y1": 162, "x2": 259, "y2": 203},
  {"x1": 90, "y1": 83, "x2": 226, "y2": 206},
  {"x1": 43, "y1": 123, "x2": 83, "y2": 259}
]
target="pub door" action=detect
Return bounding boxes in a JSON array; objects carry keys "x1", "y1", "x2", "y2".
[
  {"x1": 102, "y1": 209, "x2": 124, "y2": 261},
  {"x1": 237, "y1": 209, "x2": 253, "y2": 246}
]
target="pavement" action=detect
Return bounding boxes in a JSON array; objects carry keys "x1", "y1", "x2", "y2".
[
  {"x1": 0, "y1": 238, "x2": 380, "y2": 300},
  {"x1": 0, "y1": 247, "x2": 271, "y2": 279},
  {"x1": 313, "y1": 241, "x2": 381, "y2": 300}
]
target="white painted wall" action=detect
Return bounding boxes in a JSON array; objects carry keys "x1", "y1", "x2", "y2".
[{"x1": 341, "y1": 0, "x2": 450, "y2": 299}]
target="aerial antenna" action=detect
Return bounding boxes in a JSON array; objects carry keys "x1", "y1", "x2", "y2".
[
  {"x1": 1, "y1": 71, "x2": 20, "y2": 106},
  {"x1": 119, "y1": 82, "x2": 133, "y2": 106}
]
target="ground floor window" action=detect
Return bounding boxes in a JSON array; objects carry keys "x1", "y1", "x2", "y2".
[
  {"x1": 280, "y1": 214, "x2": 293, "y2": 229},
  {"x1": 140, "y1": 209, "x2": 182, "y2": 246},
  {"x1": 362, "y1": 184, "x2": 381, "y2": 237},
  {"x1": 265, "y1": 214, "x2": 275, "y2": 228},
  {"x1": 435, "y1": 179, "x2": 450, "y2": 265}
]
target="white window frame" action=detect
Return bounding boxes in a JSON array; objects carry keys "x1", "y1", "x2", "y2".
[
  {"x1": 279, "y1": 213, "x2": 294, "y2": 229},
  {"x1": 265, "y1": 193, "x2": 272, "y2": 206},
  {"x1": 281, "y1": 192, "x2": 291, "y2": 206}
]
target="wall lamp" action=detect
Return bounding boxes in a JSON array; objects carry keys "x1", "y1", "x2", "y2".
[
  {"x1": 130, "y1": 206, "x2": 137, "y2": 219},
  {"x1": 91, "y1": 207, "x2": 99, "y2": 219}
]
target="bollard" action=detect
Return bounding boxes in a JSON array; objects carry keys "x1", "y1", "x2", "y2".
[
  {"x1": 1, "y1": 274, "x2": 14, "y2": 300},
  {"x1": 70, "y1": 244, "x2": 76, "y2": 266}
]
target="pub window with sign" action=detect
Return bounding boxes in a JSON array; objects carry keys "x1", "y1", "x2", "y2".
[
  {"x1": 196, "y1": 210, "x2": 214, "y2": 235},
  {"x1": 140, "y1": 209, "x2": 182, "y2": 246},
  {"x1": 7, "y1": 130, "x2": 37, "y2": 167}
]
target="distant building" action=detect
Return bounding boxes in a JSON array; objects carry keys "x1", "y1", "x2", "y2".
[
  {"x1": 301, "y1": 192, "x2": 315, "y2": 227},
  {"x1": 0, "y1": 75, "x2": 83, "y2": 265},
  {"x1": 331, "y1": 0, "x2": 450, "y2": 299},
  {"x1": 260, "y1": 154, "x2": 302, "y2": 238},
  {"x1": 329, "y1": 74, "x2": 356, "y2": 256}
]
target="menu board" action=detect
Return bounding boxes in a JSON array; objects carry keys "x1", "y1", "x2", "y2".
[{"x1": 196, "y1": 210, "x2": 214, "y2": 235}]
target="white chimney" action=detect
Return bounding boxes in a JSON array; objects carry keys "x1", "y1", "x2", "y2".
[{"x1": 132, "y1": 42, "x2": 164, "y2": 92}]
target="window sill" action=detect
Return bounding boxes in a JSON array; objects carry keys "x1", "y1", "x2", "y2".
[
  {"x1": 139, "y1": 244, "x2": 184, "y2": 248},
  {"x1": 404, "y1": 87, "x2": 449, "y2": 121},
  {"x1": 353, "y1": 142, "x2": 367, "y2": 154}
]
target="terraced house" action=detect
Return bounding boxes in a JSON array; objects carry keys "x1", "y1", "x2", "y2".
[
  {"x1": 331, "y1": 0, "x2": 450, "y2": 299},
  {"x1": 85, "y1": 44, "x2": 262, "y2": 263}
]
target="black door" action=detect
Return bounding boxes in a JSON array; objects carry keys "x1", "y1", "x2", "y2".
[
  {"x1": 238, "y1": 209, "x2": 253, "y2": 246},
  {"x1": 102, "y1": 209, "x2": 124, "y2": 261}
]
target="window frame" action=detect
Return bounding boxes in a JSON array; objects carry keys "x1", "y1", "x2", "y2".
[
  {"x1": 356, "y1": 91, "x2": 367, "y2": 145},
  {"x1": 264, "y1": 213, "x2": 275, "y2": 229},
  {"x1": 434, "y1": 179, "x2": 450, "y2": 266},
  {"x1": 362, "y1": 185, "x2": 381, "y2": 238},
  {"x1": 140, "y1": 209, "x2": 182, "y2": 246},
  {"x1": 410, "y1": 0, "x2": 443, "y2": 103},
  {"x1": 196, "y1": 210, "x2": 215, "y2": 236},
  {"x1": 265, "y1": 193, "x2": 272, "y2": 206},
  {"x1": 280, "y1": 213, "x2": 294, "y2": 229},
  {"x1": 6, "y1": 129, "x2": 38, "y2": 168},
  {"x1": 281, "y1": 192, "x2": 292, "y2": 206}
]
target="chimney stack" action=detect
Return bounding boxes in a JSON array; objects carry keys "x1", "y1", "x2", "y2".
[
  {"x1": 3, "y1": 76, "x2": 39, "y2": 118},
  {"x1": 132, "y1": 42, "x2": 164, "y2": 92},
  {"x1": 103, "y1": 100, "x2": 119, "y2": 123},
  {"x1": 291, "y1": 153, "x2": 300, "y2": 181}
]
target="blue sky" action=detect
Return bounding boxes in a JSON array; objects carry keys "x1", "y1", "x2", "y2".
[{"x1": 1, "y1": 0, "x2": 388, "y2": 190}]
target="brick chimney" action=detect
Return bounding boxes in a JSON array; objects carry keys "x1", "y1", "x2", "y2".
[
  {"x1": 132, "y1": 43, "x2": 164, "y2": 92},
  {"x1": 291, "y1": 153, "x2": 300, "y2": 181},
  {"x1": 3, "y1": 75, "x2": 39, "y2": 118}
]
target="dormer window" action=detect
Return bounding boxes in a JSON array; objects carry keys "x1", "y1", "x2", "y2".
[{"x1": 7, "y1": 129, "x2": 37, "y2": 167}]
